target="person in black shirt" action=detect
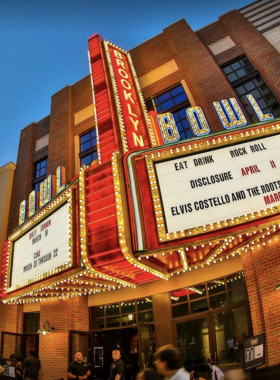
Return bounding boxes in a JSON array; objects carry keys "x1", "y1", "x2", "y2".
[
  {"x1": 109, "y1": 350, "x2": 125, "y2": 380},
  {"x1": 22, "y1": 350, "x2": 40, "y2": 380},
  {"x1": 68, "y1": 352, "x2": 90, "y2": 380}
]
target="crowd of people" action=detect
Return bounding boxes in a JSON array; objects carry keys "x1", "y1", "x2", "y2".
[
  {"x1": 0, "y1": 349, "x2": 40, "y2": 379},
  {"x1": 67, "y1": 345, "x2": 246, "y2": 380},
  {"x1": 0, "y1": 344, "x2": 246, "y2": 380}
]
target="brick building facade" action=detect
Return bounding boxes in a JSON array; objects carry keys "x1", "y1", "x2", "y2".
[{"x1": 1, "y1": 2, "x2": 280, "y2": 380}]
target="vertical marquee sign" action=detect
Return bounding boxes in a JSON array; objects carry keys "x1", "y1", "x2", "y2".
[
  {"x1": 104, "y1": 41, "x2": 154, "y2": 152},
  {"x1": 103, "y1": 40, "x2": 156, "y2": 153}
]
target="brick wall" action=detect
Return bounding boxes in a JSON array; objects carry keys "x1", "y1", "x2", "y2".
[
  {"x1": 7, "y1": 76, "x2": 93, "y2": 235},
  {"x1": 48, "y1": 75, "x2": 94, "y2": 183},
  {"x1": 196, "y1": 20, "x2": 245, "y2": 66},
  {"x1": 241, "y1": 240, "x2": 280, "y2": 367},
  {"x1": 0, "y1": 303, "x2": 24, "y2": 357},
  {"x1": 38, "y1": 296, "x2": 89, "y2": 380},
  {"x1": 219, "y1": 10, "x2": 280, "y2": 103},
  {"x1": 130, "y1": 19, "x2": 240, "y2": 132},
  {"x1": 7, "y1": 124, "x2": 36, "y2": 234}
]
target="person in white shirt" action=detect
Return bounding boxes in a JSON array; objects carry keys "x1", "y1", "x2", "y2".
[
  {"x1": 207, "y1": 362, "x2": 224, "y2": 380},
  {"x1": 153, "y1": 345, "x2": 190, "y2": 380}
]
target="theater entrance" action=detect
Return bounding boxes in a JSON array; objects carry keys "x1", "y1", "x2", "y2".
[
  {"x1": 69, "y1": 323, "x2": 154, "y2": 380},
  {"x1": 0, "y1": 331, "x2": 39, "y2": 362},
  {"x1": 174, "y1": 302, "x2": 251, "y2": 378}
]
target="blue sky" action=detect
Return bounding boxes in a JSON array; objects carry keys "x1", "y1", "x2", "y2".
[{"x1": 0, "y1": 0, "x2": 254, "y2": 168}]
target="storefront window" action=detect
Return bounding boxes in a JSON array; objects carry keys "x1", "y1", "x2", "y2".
[
  {"x1": 137, "y1": 298, "x2": 153, "y2": 311},
  {"x1": 121, "y1": 301, "x2": 136, "y2": 314},
  {"x1": 209, "y1": 293, "x2": 228, "y2": 309},
  {"x1": 106, "y1": 316, "x2": 120, "y2": 328},
  {"x1": 229, "y1": 287, "x2": 247, "y2": 304},
  {"x1": 172, "y1": 303, "x2": 190, "y2": 318},
  {"x1": 208, "y1": 279, "x2": 226, "y2": 295},
  {"x1": 189, "y1": 284, "x2": 206, "y2": 301},
  {"x1": 98, "y1": 319, "x2": 105, "y2": 329},
  {"x1": 121, "y1": 314, "x2": 135, "y2": 326},
  {"x1": 171, "y1": 289, "x2": 188, "y2": 304},
  {"x1": 191, "y1": 299, "x2": 208, "y2": 314},
  {"x1": 138, "y1": 311, "x2": 153, "y2": 323},
  {"x1": 105, "y1": 304, "x2": 119, "y2": 316},
  {"x1": 89, "y1": 297, "x2": 154, "y2": 330},
  {"x1": 227, "y1": 273, "x2": 245, "y2": 289},
  {"x1": 171, "y1": 271, "x2": 247, "y2": 318}
]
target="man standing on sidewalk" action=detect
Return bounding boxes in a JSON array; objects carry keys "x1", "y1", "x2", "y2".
[{"x1": 23, "y1": 350, "x2": 40, "y2": 380}]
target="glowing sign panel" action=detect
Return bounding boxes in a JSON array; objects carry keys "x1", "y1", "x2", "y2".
[
  {"x1": 155, "y1": 135, "x2": 280, "y2": 233},
  {"x1": 11, "y1": 203, "x2": 70, "y2": 287},
  {"x1": 106, "y1": 43, "x2": 150, "y2": 151}
]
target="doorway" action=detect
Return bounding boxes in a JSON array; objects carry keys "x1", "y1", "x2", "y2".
[
  {"x1": 174, "y1": 302, "x2": 251, "y2": 378},
  {"x1": 70, "y1": 324, "x2": 154, "y2": 380},
  {"x1": 0, "y1": 331, "x2": 39, "y2": 362}
]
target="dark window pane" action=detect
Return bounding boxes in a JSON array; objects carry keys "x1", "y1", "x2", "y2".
[
  {"x1": 179, "y1": 108, "x2": 187, "y2": 118},
  {"x1": 81, "y1": 155, "x2": 92, "y2": 166},
  {"x1": 90, "y1": 306, "x2": 105, "y2": 329},
  {"x1": 244, "y1": 82, "x2": 254, "y2": 92},
  {"x1": 80, "y1": 132, "x2": 90, "y2": 144},
  {"x1": 106, "y1": 317, "x2": 120, "y2": 328},
  {"x1": 241, "y1": 57, "x2": 250, "y2": 66},
  {"x1": 92, "y1": 151, "x2": 98, "y2": 161},
  {"x1": 138, "y1": 310, "x2": 153, "y2": 322},
  {"x1": 23, "y1": 312, "x2": 40, "y2": 333},
  {"x1": 223, "y1": 66, "x2": 232, "y2": 75},
  {"x1": 171, "y1": 289, "x2": 188, "y2": 304},
  {"x1": 208, "y1": 280, "x2": 226, "y2": 295},
  {"x1": 272, "y1": 105, "x2": 280, "y2": 117},
  {"x1": 160, "y1": 99, "x2": 174, "y2": 111},
  {"x1": 191, "y1": 299, "x2": 208, "y2": 314},
  {"x1": 98, "y1": 319, "x2": 105, "y2": 329},
  {"x1": 80, "y1": 129, "x2": 97, "y2": 166},
  {"x1": 232, "y1": 61, "x2": 241, "y2": 70},
  {"x1": 253, "y1": 77, "x2": 264, "y2": 86},
  {"x1": 189, "y1": 284, "x2": 206, "y2": 300},
  {"x1": 158, "y1": 92, "x2": 171, "y2": 103},
  {"x1": 171, "y1": 85, "x2": 184, "y2": 97},
  {"x1": 236, "y1": 68, "x2": 247, "y2": 78},
  {"x1": 258, "y1": 99, "x2": 267, "y2": 109},
  {"x1": 34, "y1": 159, "x2": 47, "y2": 179},
  {"x1": 251, "y1": 89, "x2": 261, "y2": 99},
  {"x1": 81, "y1": 141, "x2": 91, "y2": 152},
  {"x1": 172, "y1": 303, "x2": 189, "y2": 318},
  {"x1": 149, "y1": 84, "x2": 189, "y2": 114},
  {"x1": 121, "y1": 301, "x2": 136, "y2": 314},
  {"x1": 105, "y1": 304, "x2": 119, "y2": 316},
  {"x1": 229, "y1": 287, "x2": 248, "y2": 303},
  {"x1": 209, "y1": 293, "x2": 228, "y2": 309},
  {"x1": 174, "y1": 93, "x2": 188, "y2": 105},
  {"x1": 177, "y1": 123, "x2": 184, "y2": 132},
  {"x1": 235, "y1": 86, "x2": 246, "y2": 96},
  {"x1": 121, "y1": 314, "x2": 135, "y2": 326},
  {"x1": 40, "y1": 168, "x2": 46, "y2": 176},
  {"x1": 227, "y1": 273, "x2": 245, "y2": 289},
  {"x1": 137, "y1": 298, "x2": 153, "y2": 311},
  {"x1": 228, "y1": 73, "x2": 238, "y2": 82}
]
